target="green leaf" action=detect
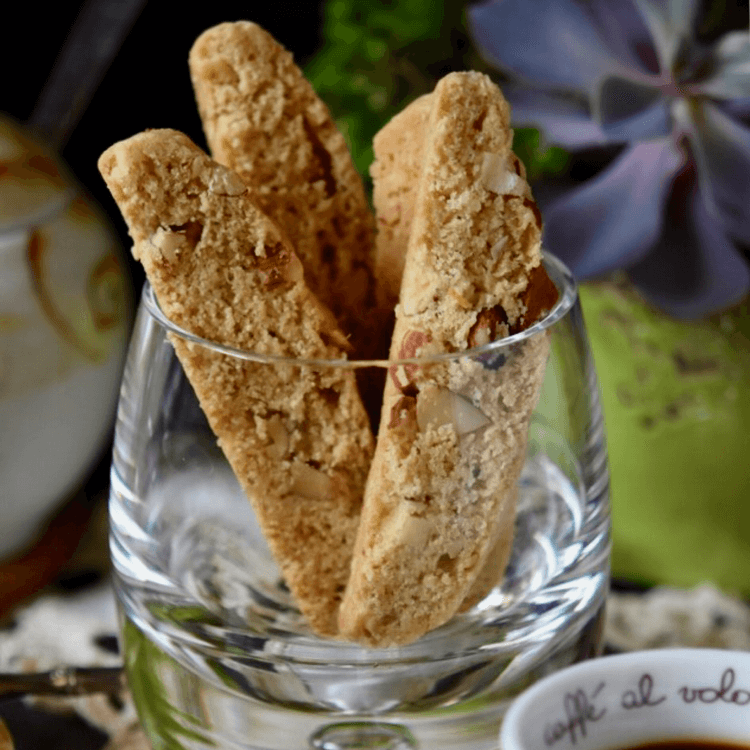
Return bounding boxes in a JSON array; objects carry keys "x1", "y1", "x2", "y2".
[{"x1": 512, "y1": 128, "x2": 570, "y2": 181}]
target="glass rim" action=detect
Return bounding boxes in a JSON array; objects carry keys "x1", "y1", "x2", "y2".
[{"x1": 142, "y1": 250, "x2": 577, "y2": 368}]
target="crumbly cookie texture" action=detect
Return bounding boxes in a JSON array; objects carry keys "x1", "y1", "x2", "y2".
[
  {"x1": 189, "y1": 21, "x2": 377, "y2": 351},
  {"x1": 98, "y1": 129, "x2": 374, "y2": 636},
  {"x1": 339, "y1": 72, "x2": 557, "y2": 646}
]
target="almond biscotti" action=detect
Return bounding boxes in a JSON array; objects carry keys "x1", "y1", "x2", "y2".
[
  {"x1": 338, "y1": 72, "x2": 558, "y2": 646},
  {"x1": 189, "y1": 21, "x2": 377, "y2": 349},
  {"x1": 369, "y1": 85, "x2": 559, "y2": 616},
  {"x1": 98, "y1": 129, "x2": 374, "y2": 636},
  {"x1": 371, "y1": 90, "x2": 510, "y2": 614}
]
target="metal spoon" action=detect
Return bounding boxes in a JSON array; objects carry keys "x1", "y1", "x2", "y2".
[{"x1": 27, "y1": 0, "x2": 148, "y2": 149}]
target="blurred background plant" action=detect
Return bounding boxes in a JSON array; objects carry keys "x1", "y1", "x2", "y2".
[
  {"x1": 303, "y1": 0, "x2": 571, "y2": 182},
  {"x1": 469, "y1": 0, "x2": 750, "y2": 318}
]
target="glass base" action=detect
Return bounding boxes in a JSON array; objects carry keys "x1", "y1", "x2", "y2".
[{"x1": 121, "y1": 603, "x2": 605, "y2": 750}]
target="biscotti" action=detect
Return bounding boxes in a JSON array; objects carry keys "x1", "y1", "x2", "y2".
[
  {"x1": 98, "y1": 129, "x2": 374, "y2": 636},
  {"x1": 338, "y1": 72, "x2": 557, "y2": 646},
  {"x1": 369, "y1": 85, "x2": 559, "y2": 615},
  {"x1": 189, "y1": 21, "x2": 377, "y2": 350}
]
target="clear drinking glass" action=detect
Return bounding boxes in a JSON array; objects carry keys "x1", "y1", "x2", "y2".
[{"x1": 110, "y1": 252, "x2": 610, "y2": 750}]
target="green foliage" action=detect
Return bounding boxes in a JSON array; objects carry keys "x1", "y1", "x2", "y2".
[
  {"x1": 305, "y1": 0, "x2": 473, "y2": 177},
  {"x1": 512, "y1": 128, "x2": 570, "y2": 182},
  {"x1": 305, "y1": 0, "x2": 571, "y2": 184}
]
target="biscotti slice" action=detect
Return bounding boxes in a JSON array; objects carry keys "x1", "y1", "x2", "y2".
[
  {"x1": 98, "y1": 129, "x2": 374, "y2": 636},
  {"x1": 339, "y1": 72, "x2": 558, "y2": 646},
  {"x1": 370, "y1": 88, "x2": 559, "y2": 615},
  {"x1": 372, "y1": 90, "x2": 511, "y2": 614},
  {"x1": 189, "y1": 21, "x2": 377, "y2": 349}
]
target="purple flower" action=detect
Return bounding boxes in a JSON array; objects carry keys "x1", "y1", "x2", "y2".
[{"x1": 469, "y1": 0, "x2": 750, "y2": 317}]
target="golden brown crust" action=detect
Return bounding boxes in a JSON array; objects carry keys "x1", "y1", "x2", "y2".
[
  {"x1": 189, "y1": 21, "x2": 377, "y2": 351},
  {"x1": 98, "y1": 129, "x2": 374, "y2": 635},
  {"x1": 339, "y1": 72, "x2": 555, "y2": 646}
]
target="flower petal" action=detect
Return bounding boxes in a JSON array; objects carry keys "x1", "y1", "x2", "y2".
[
  {"x1": 542, "y1": 140, "x2": 685, "y2": 279},
  {"x1": 595, "y1": 77, "x2": 672, "y2": 140},
  {"x1": 678, "y1": 100, "x2": 750, "y2": 243},
  {"x1": 634, "y1": 0, "x2": 701, "y2": 73},
  {"x1": 718, "y1": 96, "x2": 750, "y2": 123},
  {"x1": 629, "y1": 162, "x2": 750, "y2": 318},
  {"x1": 577, "y1": 0, "x2": 661, "y2": 75},
  {"x1": 468, "y1": 0, "x2": 656, "y2": 96},
  {"x1": 697, "y1": 32, "x2": 750, "y2": 99},
  {"x1": 503, "y1": 85, "x2": 609, "y2": 148}
]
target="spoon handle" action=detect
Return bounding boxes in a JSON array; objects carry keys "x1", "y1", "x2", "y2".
[
  {"x1": 27, "y1": 0, "x2": 147, "y2": 149},
  {"x1": 0, "y1": 666, "x2": 125, "y2": 702}
]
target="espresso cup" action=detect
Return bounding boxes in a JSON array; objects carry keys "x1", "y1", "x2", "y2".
[{"x1": 501, "y1": 648, "x2": 750, "y2": 750}]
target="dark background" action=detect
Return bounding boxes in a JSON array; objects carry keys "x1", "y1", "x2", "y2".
[{"x1": 2, "y1": 0, "x2": 326, "y2": 292}]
